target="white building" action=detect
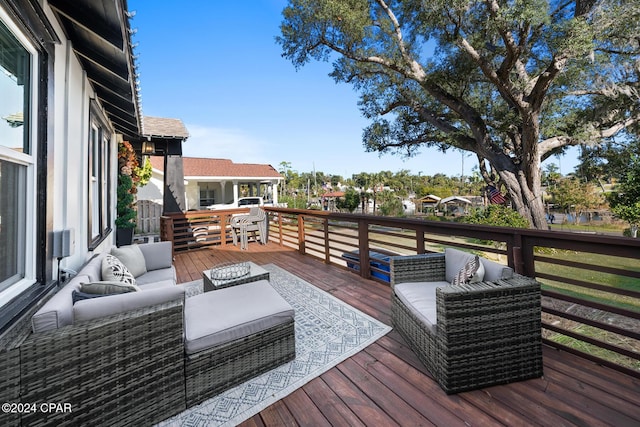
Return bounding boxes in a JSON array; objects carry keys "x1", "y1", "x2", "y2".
[{"x1": 138, "y1": 156, "x2": 283, "y2": 210}]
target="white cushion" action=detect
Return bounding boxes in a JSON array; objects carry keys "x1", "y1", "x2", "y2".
[
  {"x1": 111, "y1": 245, "x2": 147, "y2": 277},
  {"x1": 470, "y1": 259, "x2": 485, "y2": 283},
  {"x1": 184, "y1": 280, "x2": 294, "y2": 354},
  {"x1": 101, "y1": 254, "x2": 136, "y2": 285},
  {"x1": 451, "y1": 255, "x2": 485, "y2": 285}
]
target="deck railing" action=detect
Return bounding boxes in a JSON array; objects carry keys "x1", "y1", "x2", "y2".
[
  {"x1": 160, "y1": 208, "x2": 250, "y2": 251},
  {"x1": 161, "y1": 207, "x2": 640, "y2": 377}
]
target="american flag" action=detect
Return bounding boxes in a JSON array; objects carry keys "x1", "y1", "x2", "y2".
[{"x1": 487, "y1": 185, "x2": 506, "y2": 204}]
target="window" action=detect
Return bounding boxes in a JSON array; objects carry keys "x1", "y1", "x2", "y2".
[
  {"x1": 199, "y1": 183, "x2": 215, "y2": 207},
  {"x1": 0, "y1": 16, "x2": 36, "y2": 293},
  {"x1": 88, "y1": 107, "x2": 111, "y2": 248}
]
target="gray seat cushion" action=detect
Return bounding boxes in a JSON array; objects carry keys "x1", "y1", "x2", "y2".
[
  {"x1": 394, "y1": 281, "x2": 447, "y2": 333},
  {"x1": 184, "y1": 280, "x2": 295, "y2": 354},
  {"x1": 135, "y1": 267, "x2": 177, "y2": 286}
]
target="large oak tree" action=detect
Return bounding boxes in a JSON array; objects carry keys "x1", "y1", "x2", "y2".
[{"x1": 278, "y1": 0, "x2": 640, "y2": 228}]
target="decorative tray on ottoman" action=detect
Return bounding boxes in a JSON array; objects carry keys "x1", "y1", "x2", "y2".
[
  {"x1": 202, "y1": 262, "x2": 270, "y2": 292},
  {"x1": 209, "y1": 262, "x2": 250, "y2": 281}
]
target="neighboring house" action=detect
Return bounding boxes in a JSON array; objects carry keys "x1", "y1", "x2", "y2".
[
  {"x1": 320, "y1": 191, "x2": 345, "y2": 211},
  {"x1": 416, "y1": 194, "x2": 442, "y2": 213},
  {"x1": 0, "y1": 1, "x2": 180, "y2": 333},
  {"x1": 138, "y1": 157, "x2": 283, "y2": 210}
]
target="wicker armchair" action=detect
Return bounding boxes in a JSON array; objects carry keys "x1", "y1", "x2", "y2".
[{"x1": 390, "y1": 250, "x2": 543, "y2": 394}]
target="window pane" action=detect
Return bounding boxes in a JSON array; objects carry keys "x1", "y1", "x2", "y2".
[
  {"x1": 0, "y1": 159, "x2": 26, "y2": 290},
  {"x1": 0, "y1": 20, "x2": 30, "y2": 154},
  {"x1": 87, "y1": 116, "x2": 111, "y2": 248},
  {"x1": 90, "y1": 126, "x2": 99, "y2": 238},
  {"x1": 199, "y1": 184, "x2": 215, "y2": 206}
]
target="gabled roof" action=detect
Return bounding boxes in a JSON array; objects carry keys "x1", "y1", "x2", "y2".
[
  {"x1": 418, "y1": 194, "x2": 441, "y2": 202},
  {"x1": 142, "y1": 116, "x2": 189, "y2": 139},
  {"x1": 149, "y1": 156, "x2": 282, "y2": 179},
  {"x1": 440, "y1": 196, "x2": 472, "y2": 204}
]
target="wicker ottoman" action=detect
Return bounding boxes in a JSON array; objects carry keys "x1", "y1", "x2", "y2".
[{"x1": 184, "y1": 280, "x2": 295, "y2": 406}]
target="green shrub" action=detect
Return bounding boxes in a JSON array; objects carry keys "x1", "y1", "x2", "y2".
[
  {"x1": 461, "y1": 205, "x2": 529, "y2": 246},
  {"x1": 464, "y1": 204, "x2": 529, "y2": 228}
]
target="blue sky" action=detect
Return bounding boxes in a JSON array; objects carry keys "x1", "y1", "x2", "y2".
[{"x1": 128, "y1": 1, "x2": 579, "y2": 179}]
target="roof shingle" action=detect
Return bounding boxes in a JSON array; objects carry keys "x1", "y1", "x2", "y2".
[
  {"x1": 142, "y1": 116, "x2": 189, "y2": 139},
  {"x1": 149, "y1": 156, "x2": 282, "y2": 179}
]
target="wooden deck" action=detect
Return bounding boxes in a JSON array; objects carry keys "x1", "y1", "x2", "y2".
[{"x1": 174, "y1": 242, "x2": 640, "y2": 427}]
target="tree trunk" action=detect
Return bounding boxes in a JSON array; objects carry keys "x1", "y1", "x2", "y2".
[{"x1": 500, "y1": 165, "x2": 548, "y2": 230}]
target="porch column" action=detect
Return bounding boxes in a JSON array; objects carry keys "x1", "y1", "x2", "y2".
[
  {"x1": 220, "y1": 181, "x2": 226, "y2": 204},
  {"x1": 233, "y1": 181, "x2": 239, "y2": 205},
  {"x1": 271, "y1": 181, "x2": 278, "y2": 204}
]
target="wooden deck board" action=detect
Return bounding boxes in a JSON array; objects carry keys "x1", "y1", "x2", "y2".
[{"x1": 174, "y1": 243, "x2": 640, "y2": 427}]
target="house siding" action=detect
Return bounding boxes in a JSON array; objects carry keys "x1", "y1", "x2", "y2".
[
  {"x1": 0, "y1": 1, "x2": 118, "y2": 319},
  {"x1": 45, "y1": 5, "x2": 116, "y2": 273}
]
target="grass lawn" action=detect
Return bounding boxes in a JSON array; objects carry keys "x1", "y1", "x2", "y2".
[{"x1": 535, "y1": 249, "x2": 640, "y2": 312}]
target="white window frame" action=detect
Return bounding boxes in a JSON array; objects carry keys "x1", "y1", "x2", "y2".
[
  {"x1": 0, "y1": 9, "x2": 38, "y2": 306},
  {"x1": 87, "y1": 107, "x2": 112, "y2": 249}
]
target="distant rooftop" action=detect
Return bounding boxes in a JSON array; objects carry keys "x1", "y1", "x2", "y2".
[
  {"x1": 142, "y1": 116, "x2": 189, "y2": 139},
  {"x1": 149, "y1": 156, "x2": 282, "y2": 179}
]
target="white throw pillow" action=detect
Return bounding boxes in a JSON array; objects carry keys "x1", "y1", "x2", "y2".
[
  {"x1": 470, "y1": 259, "x2": 485, "y2": 283},
  {"x1": 451, "y1": 255, "x2": 483, "y2": 286},
  {"x1": 101, "y1": 254, "x2": 137, "y2": 285}
]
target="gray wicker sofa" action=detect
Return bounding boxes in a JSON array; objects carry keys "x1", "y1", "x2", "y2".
[
  {"x1": 1, "y1": 242, "x2": 295, "y2": 426},
  {"x1": 23, "y1": 241, "x2": 186, "y2": 426},
  {"x1": 390, "y1": 248, "x2": 543, "y2": 394}
]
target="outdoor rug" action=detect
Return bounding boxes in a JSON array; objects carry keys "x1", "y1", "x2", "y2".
[{"x1": 158, "y1": 263, "x2": 391, "y2": 427}]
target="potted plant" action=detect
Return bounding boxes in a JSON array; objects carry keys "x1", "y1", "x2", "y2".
[{"x1": 116, "y1": 141, "x2": 139, "y2": 246}]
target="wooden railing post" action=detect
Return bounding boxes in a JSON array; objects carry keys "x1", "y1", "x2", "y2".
[
  {"x1": 323, "y1": 218, "x2": 330, "y2": 264},
  {"x1": 297, "y1": 214, "x2": 305, "y2": 255},
  {"x1": 508, "y1": 233, "x2": 529, "y2": 275},
  {"x1": 160, "y1": 215, "x2": 175, "y2": 257},
  {"x1": 416, "y1": 228, "x2": 425, "y2": 254},
  {"x1": 277, "y1": 212, "x2": 283, "y2": 246},
  {"x1": 512, "y1": 246, "x2": 523, "y2": 275},
  {"x1": 358, "y1": 219, "x2": 370, "y2": 279},
  {"x1": 520, "y1": 235, "x2": 536, "y2": 278},
  {"x1": 220, "y1": 213, "x2": 228, "y2": 246}
]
